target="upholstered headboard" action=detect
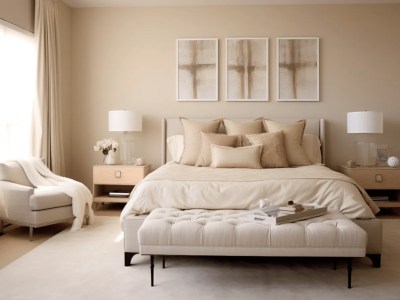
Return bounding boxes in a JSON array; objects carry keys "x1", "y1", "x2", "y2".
[{"x1": 161, "y1": 118, "x2": 325, "y2": 165}]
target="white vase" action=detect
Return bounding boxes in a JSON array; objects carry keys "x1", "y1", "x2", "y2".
[{"x1": 103, "y1": 152, "x2": 117, "y2": 165}]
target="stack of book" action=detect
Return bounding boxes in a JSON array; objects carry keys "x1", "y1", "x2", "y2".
[{"x1": 245, "y1": 202, "x2": 328, "y2": 225}]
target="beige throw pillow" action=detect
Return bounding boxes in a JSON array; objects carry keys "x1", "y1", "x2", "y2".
[
  {"x1": 179, "y1": 118, "x2": 221, "y2": 165},
  {"x1": 195, "y1": 132, "x2": 239, "y2": 167},
  {"x1": 223, "y1": 118, "x2": 264, "y2": 135},
  {"x1": 244, "y1": 132, "x2": 289, "y2": 168},
  {"x1": 210, "y1": 145, "x2": 263, "y2": 169},
  {"x1": 264, "y1": 119, "x2": 311, "y2": 167}
]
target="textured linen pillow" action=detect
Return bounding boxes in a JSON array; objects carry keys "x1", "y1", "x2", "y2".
[
  {"x1": 179, "y1": 118, "x2": 222, "y2": 165},
  {"x1": 244, "y1": 132, "x2": 289, "y2": 168},
  {"x1": 264, "y1": 119, "x2": 311, "y2": 167},
  {"x1": 210, "y1": 145, "x2": 263, "y2": 169},
  {"x1": 195, "y1": 132, "x2": 239, "y2": 167},
  {"x1": 223, "y1": 118, "x2": 264, "y2": 135}
]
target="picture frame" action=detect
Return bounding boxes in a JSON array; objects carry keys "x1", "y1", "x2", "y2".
[
  {"x1": 277, "y1": 37, "x2": 319, "y2": 101},
  {"x1": 226, "y1": 38, "x2": 269, "y2": 101},
  {"x1": 176, "y1": 38, "x2": 218, "y2": 101},
  {"x1": 376, "y1": 144, "x2": 389, "y2": 166}
]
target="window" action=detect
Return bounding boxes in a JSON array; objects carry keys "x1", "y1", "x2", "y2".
[{"x1": 0, "y1": 21, "x2": 36, "y2": 160}]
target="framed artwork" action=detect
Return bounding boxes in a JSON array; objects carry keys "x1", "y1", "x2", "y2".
[
  {"x1": 277, "y1": 37, "x2": 319, "y2": 101},
  {"x1": 376, "y1": 144, "x2": 388, "y2": 166},
  {"x1": 176, "y1": 38, "x2": 218, "y2": 101},
  {"x1": 226, "y1": 38, "x2": 269, "y2": 101}
]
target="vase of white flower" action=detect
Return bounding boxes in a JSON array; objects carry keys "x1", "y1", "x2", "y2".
[
  {"x1": 103, "y1": 152, "x2": 117, "y2": 165},
  {"x1": 94, "y1": 138, "x2": 119, "y2": 165}
]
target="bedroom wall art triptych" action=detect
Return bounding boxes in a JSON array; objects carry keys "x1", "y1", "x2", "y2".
[{"x1": 176, "y1": 37, "x2": 319, "y2": 102}]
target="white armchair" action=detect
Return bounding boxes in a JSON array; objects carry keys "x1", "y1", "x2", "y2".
[{"x1": 0, "y1": 161, "x2": 78, "y2": 240}]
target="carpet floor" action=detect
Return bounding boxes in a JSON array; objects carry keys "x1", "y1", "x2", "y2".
[{"x1": 0, "y1": 216, "x2": 399, "y2": 300}]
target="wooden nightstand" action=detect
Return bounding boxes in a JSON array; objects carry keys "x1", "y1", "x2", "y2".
[
  {"x1": 339, "y1": 165, "x2": 400, "y2": 208},
  {"x1": 93, "y1": 164, "x2": 151, "y2": 205}
]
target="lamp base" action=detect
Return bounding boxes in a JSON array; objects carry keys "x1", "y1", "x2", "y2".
[{"x1": 356, "y1": 141, "x2": 377, "y2": 167}]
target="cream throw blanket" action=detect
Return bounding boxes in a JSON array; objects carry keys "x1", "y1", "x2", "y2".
[{"x1": 17, "y1": 158, "x2": 95, "y2": 231}]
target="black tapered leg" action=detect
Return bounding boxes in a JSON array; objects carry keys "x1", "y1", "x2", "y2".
[
  {"x1": 366, "y1": 254, "x2": 381, "y2": 268},
  {"x1": 124, "y1": 252, "x2": 137, "y2": 266},
  {"x1": 347, "y1": 258, "x2": 352, "y2": 289},
  {"x1": 151, "y1": 255, "x2": 155, "y2": 287},
  {"x1": 162, "y1": 256, "x2": 166, "y2": 269}
]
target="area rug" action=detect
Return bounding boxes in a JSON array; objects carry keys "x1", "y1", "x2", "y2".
[{"x1": 0, "y1": 216, "x2": 399, "y2": 300}]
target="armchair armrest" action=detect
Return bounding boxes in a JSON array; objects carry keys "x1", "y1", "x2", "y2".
[{"x1": 0, "y1": 181, "x2": 34, "y2": 222}]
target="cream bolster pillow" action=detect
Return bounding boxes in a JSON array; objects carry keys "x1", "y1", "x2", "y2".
[
  {"x1": 210, "y1": 145, "x2": 263, "y2": 169},
  {"x1": 195, "y1": 132, "x2": 239, "y2": 167}
]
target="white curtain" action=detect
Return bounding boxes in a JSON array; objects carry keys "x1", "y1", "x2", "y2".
[
  {"x1": 33, "y1": 0, "x2": 65, "y2": 175},
  {"x1": 0, "y1": 21, "x2": 35, "y2": 161}
]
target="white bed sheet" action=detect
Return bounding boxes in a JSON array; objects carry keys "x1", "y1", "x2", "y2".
[{"x1": 120, "y1": 162, "x2": 378, "y2": 220}]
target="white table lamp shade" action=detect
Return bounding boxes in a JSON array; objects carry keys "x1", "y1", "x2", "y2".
[
  {"x1": 347, "y1": 111, "x2": 383, "y2": 134},
  {"x1": 108, "y1": 110, "x2": 142, "y2": 132}
]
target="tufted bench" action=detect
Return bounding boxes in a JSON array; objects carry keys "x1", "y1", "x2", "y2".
[{"x1": 138, "y1": 208, "x2": 367, "y2": 288}]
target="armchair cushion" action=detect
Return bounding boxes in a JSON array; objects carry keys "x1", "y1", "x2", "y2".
[{"x1": 30, "y1": 188, "x2": 72, "y2": 211}]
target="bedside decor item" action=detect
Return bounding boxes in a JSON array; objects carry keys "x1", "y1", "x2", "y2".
[
  {"x1": 277, "y1": 37, "x2": 319, "y2": 101},
  {"x1": 226, "y1": 38, "x2": 268, "y2": 101},
  {"x1": 387, "y1": 156, "x2": 399, "y2": 167},
  {"x1": 109, "y1": 110, "x2": 142, "y2": 165},
  {"x1": 94, "y1": 138, "x2": 119, "y2": 165},
  {"x1": 347, "y1": 111, "x2": 383, "y2": 167},
  {"x1": 176, "y1": 38, "x2": 218, "y2": 101}
]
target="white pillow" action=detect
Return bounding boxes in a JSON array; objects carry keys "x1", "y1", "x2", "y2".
[
  {"x1": 166, "y1": 135, "x2": 184, "y2": 162},
  {"x1": 210, "y1": 145, "x2": 263, "y2": 169},
  {"x1": 302, "y1": 134, "x2": 322, "y2": 164}
]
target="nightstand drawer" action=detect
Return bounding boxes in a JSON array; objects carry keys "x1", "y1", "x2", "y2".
[
  {"x1": 93, "y1": 165, "x2": 150, "y2": 185},
  {"x1": 343, "y1": 167, "x2": 400, "y2": 189}
]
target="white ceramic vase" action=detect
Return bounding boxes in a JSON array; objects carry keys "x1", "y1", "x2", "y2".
[{"x1": 103, "y1": 152, "x2": 117, "y2": 165}]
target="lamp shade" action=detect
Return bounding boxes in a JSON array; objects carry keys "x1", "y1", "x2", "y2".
[
  {"x1": 108, "y1": 110, "x2": 142, "y2": 132},
  {"x1": 347, "y1": 111, "x2": 383, "y2": 134}
]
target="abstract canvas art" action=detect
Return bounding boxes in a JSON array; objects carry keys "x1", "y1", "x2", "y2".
[
  {"x1": 277, "y1": 37, "x2": 319, "y2": 101},
  {"x1": 226, "y1": 38, "x2": 268, "y2": 101},
  {"x1": 176, "y1": 38, "x2": 218, "y2": 101}
]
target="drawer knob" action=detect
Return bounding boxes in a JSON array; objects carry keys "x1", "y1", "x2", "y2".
[
  {"x1": 115, "y1": 171, "x2": 122, "y2": 178},
  {"x1": 375, "y1": 174, "x2": 383, "y2": 182}
]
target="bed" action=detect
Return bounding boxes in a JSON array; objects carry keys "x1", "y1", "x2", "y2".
[{"x1": 120, "y1": 117, "x2": 382, "y2": 267}]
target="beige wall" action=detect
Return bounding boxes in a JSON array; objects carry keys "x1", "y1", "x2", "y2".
[
  {"x1": 68, "y1": 4, "x2": 400, "y2": 189},
  {"x1": 0, "y1": 0, "x2": 34, "y2": 32}
]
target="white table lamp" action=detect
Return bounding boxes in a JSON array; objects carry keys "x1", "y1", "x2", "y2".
[
  {"x1": 347, "y1": 111, "x2": 383, "y2": 166},
  {"x1": 109, "y1": 110, "x2": 142, "y2": 164}
]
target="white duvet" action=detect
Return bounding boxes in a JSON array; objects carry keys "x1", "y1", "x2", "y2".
[{"x1": 120, "y1": 162, "x2": 379, "y2": 220}]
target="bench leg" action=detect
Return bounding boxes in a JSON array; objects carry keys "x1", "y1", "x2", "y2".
[
  {"x1": 124, "y1": 252, "x2": 138, "y2": 266},
  {"x1": 347, "y1": 258, "x2": 352, "y2": 289},
  {"x1": 29, "y1": 227, "x2": 33, "y2": 241},
  {"x1": 163, "y1": 256, "x2": 166, "y2": 269},
  {"x1": 150, "y1": 255, "x2": 155, "y2": 287}
]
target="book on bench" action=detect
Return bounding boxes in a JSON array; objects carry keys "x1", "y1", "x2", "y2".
[{"x1": 243, "y1": 203, "x2": 328, "y2": 225}]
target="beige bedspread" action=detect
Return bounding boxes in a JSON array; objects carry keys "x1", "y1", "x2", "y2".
[{"x1": 120, "y1": 162, "x2": 379, "y2": 220}]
